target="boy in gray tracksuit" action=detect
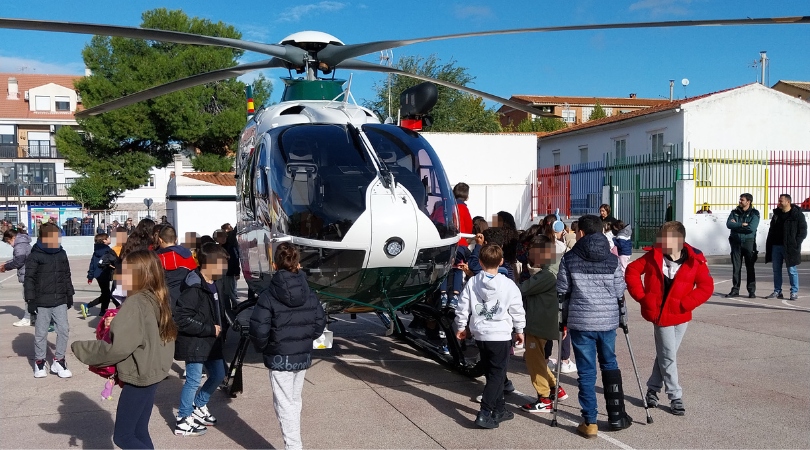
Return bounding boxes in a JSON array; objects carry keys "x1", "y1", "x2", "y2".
[{"x1": 455, "y1": 244, "x2": 525, "y2": 429}]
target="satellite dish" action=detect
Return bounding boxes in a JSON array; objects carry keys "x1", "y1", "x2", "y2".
[{"x1": 681, "y1": 78, "x2": 690, "y2": 86}]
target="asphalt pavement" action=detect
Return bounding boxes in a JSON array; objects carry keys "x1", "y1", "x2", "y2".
[{"x1": 0, "y1": 257, "x2": 808, "y2": 449}]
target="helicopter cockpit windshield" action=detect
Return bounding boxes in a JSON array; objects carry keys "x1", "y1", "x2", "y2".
[
  {"x1": 265, "y1": 124, "x2": 377, "y2": 241},
  {"x1": 362, "y1": 124, "x2": 457, "y2": 239}
]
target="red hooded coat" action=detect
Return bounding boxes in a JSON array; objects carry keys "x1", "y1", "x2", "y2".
[{"x1": 625, "y1": 243, "x2": 714, "y2": 327}]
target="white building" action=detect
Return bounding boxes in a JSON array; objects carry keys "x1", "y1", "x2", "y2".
[{"x1": 535, "y1": 83, "x2": 810, "y2": 256}]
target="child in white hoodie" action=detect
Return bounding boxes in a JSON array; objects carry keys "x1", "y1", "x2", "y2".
[{"x1": 455, "y1": 244, "x2": 526, "y2": 429}]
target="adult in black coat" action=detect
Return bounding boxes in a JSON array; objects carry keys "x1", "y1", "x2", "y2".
[{"x1": 765, "y1": 195, "x2": 808, "y2": 300}]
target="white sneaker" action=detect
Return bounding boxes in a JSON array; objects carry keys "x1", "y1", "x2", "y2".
[
  {"x1": 175, "y1": 415, "x2": 207, "y2": 436},
  {"x1": 559, "y1": 360, "x2": 577, "y2": 374},
  {"x1": 13, "y1": 318, "x2": 31, "y2": 327},
  {"x1": 34, "y1": 360, "x2": 48, "y2": 378},
  {"x1": 193, "y1": 404, "x2": 217, "y2": 426},
  {"x1": 547, "y1": 358, "x2": 557, "y2": 370},
  {"x1": 50, "y1": 359, "x2": 73, "y2": 378}
]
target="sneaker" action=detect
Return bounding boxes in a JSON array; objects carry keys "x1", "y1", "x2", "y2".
[
  {"x1": 50, "y1": 359, "x2": 73, "y2": 378},
  {"x1": 764, "y1": 291, "x2": 784, "y2": 299},
  {"x1": 175, "y1": 416, "x2": 207, "y2": 436},
  {"x1": 790, "y1": 293, "x2": 799, "y2": 301},
  {"x1": 670, "y1": 398, "x2": 685, "y2": 416},
  {"x1": 192, "y1": 404, "x2": 217, "y2": 426},
  {"x1": 724, "y1": 291, "x2": 740, "y2": 298},
  {"x1": 34, "y1": 360, "x2": 48, "y2": 378},
  {"x1": 448, "y1": 295, "x2": 459, "y2": 309},
  {"x1": 503, "y1": 379, "x2": 516, "y2": 394},
  {"x1": 559, "y1": 360, "x2": 577, "y2": 374},
  {"x1": 12, "y1": 318, "x2": 31, "y2": 327},
  {"x1": 493, "y1": 409, "x2": 514, "y2": 423},
  {"x1": 547, "y1": 358, "x2": 557, "y2": 370},
  {"x1": 439, "y1": 292, "x2": 448, "y2": 308},
  {"x1": 552, "y1": 386, "x2": 569, "y2": 401},
  {"x1": 577, "y1": 422, "x2": 598, "y2": 439},
  {"x1": 521, "y1": 397, "x2": 553, "y2": 413},
  {"x1": 80, "y1": 304, "x2": 89, "y2": 319},
  {"x1": 438, "y1": 345, "x2": 450, "y2": 355},
  {"x1": 474, "y1": 410, "x2": 499, "y2": 429},
  {"x1": 48, "y1": 323, "x2": 55, "y2": 333},
  {"x1": 645, "y1": 389, "x2": 659, "y2": 407},
  {"x1": 748, "y1": 293, "x2": 757, "y2": 298}
]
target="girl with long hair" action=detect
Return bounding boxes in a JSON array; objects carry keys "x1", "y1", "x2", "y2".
[{"x1": 72, "y1": 250, "x2": 177, "y2": 449}]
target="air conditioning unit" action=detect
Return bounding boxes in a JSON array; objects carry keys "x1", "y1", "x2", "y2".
[{"x1": 24, "y1": 91, "x2": 29, "y2": 100}]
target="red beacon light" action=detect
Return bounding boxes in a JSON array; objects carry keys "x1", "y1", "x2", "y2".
[{"x1": 397, "y1": 82, "x2": 437, "y2": 132}]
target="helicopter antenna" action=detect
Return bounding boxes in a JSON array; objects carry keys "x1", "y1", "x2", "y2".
[{"x1": 379, "y1": 49, "x2": 394, "y2": 123}]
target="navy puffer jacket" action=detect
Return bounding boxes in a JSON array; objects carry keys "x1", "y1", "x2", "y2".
[
  {"x1": 556, "y1": 233, "x2": 626, "y2": 332},
  {"x1": 249, "y1": 270, "x2": 326, "y2": 372}
]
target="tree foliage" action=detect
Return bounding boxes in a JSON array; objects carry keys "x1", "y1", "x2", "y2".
[
  {"x1": 366, "y1": 55, "x2": 501, "y2": 133},
  {"x1": 191, "y1": 153, "x2": 234, "y2": 172},
  {"x1": 56, "y1": 8, "x2": 272, "y2": 202},
  {"x1": 513, "y1": 117, "x2": 568, "y2": 133},
  {"x1": 589, "y1": 100, "x2": 608, "y2": 121},
  {"x1": 67, "y1": 176, "x2": 118, "y2": 210}
]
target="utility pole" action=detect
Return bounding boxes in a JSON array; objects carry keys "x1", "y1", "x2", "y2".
[{"x1": 759, "y1": 51, "x2": 767, "y2": 86}]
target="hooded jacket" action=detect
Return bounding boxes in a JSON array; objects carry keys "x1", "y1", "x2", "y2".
[
  {"x1": 556, "y1": 233, "x2": 625, "y2": 332},
  {"x1": 726, "y1": 206, "x2": 760, "y2": 243},
  {"x1": 173, "y1": 270, "x2": 223, "y2": 362},
  {"x1": 72, "y1": 291, "x2": 175, "y2": 387},
  {"x1": 765, "y1": 205, "x2": 807, "y2": 267},
  {"x1": 249, "y1": 270, "x2": 326, "y2": 372},
  {"x1": 455, "y1": 271, "x2": 526, "y2": 341},
  {"x1": 625, "y1": 243, "x2": 713, "y2": 327},
  {"x1": 520, "y1": 265, "x2": 559, "y2": 341},
  {"x1": 24, "y1": 243, "x2": 75, "y2": 308},
  {"x1": 87, "y1": 242, "x2": 115, "y2": 280},
  {"x1": 613, "y1": 224, "x2": 633, "y2": 256},
  {"x1": 157, "y1": 245, "x2": 198, "y2": 308},
  {"x1": 3, "y1": 233, "x2": 32, "y2": 283}
]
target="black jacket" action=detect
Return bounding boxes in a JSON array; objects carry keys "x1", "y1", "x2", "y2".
[
  {"x1": 87, "y1": 243, "x2": 115, "y2": 280},
  {"x1": 224, "y1": 230, "x2": 241, "y2": 277},
  {"x1": 173, "y1": 270, "x2": 223, "y2": 362},
  {"x1": 766, "y1": 205, "x2": 808, "y2": 267},
  {"x1": 249, "y1": 270, "x2": 326, "y2": 371},
  {"x1": 24, "y1": 243, "x2": 75, "y2": 308},
  {"x1": 157, "y1": 245, "x2": 198, "y2": 309}
]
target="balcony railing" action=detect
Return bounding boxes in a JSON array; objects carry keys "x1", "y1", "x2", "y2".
[
  {"x1": 0, "y1": 183, "x2": 71, "y2": 197},
  {"x1": 0, "y1": 143, "x2": 63, "y2": 159}
]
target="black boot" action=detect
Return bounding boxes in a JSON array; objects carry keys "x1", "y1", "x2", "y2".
[{"x1": 602, "y1": 369, "x2": 633, "y2": 431}]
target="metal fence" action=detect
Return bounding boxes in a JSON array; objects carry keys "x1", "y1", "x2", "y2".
[
  {"x1": 692, "y1": 149, "x2": 810, "y2": 219},
  {"x1": 0, "y1": 183, "x2": 72, "y2": 197},
  {"x1": 0, "y1": 143, "x2": 62, "y2": 159},
  {"x1": 532, "y1": 161, "x2": 605, "y2": 221}
]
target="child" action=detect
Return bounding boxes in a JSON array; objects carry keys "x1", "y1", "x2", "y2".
[
  {"x1": 612, "y1": 220, "x2": 633, "y2": 274},
  {"x1": 603, "y1": 221, "x2": 619, "y2": 257},
  {"x1": 156, "y1": 226, "x2": 198, "y2": 309},
  {"x1": 519, "y1": 235, "x2": 569, "y2": 413},
  {"x1": 173, "y1": 242, "x2": 230, "y2": 437},
  {"x1": 90, "y1": 309, "x2": 120, "y2": 400},
  {"x1": 625, "y1": 221, "x2": 713, "y2": 416},
  {"x1": 72, "y1": 250, "x2": 178, "y2": 449},
  {"x1": 455, "y1": 244, "x2": 525, "y2": 429},
  {"x1": 1, "y1": 228, "x2": 33, "y2": 326},
  {"x1": 83, "y1": 233, "x2": 116, "y2": 317},
  {"x1": 556, "y1": 214, "x2": 630, "y2": 438},
  {"x1": 249, "y1": 243, "x2": 326, "y2": 449},
  {"x1": 24, "y1": 222, "x2": 75, "y2": 378},
  {"x1": 439, "y1": 182, "x2": 472, "y2": 308}
]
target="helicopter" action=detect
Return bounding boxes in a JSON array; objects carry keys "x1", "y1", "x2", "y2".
[{"x1": 1, "y1": 15, "x2": 807, "y2": 380}]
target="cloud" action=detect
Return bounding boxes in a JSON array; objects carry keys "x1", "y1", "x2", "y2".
[
  {"x1": 240, "y1": 24, "x2": 273, "y2": 42},
  {"x1": 0, "y1": 55, "x2": 85, "y2": 75},
  {"x1": 453, "y1": 5, "x2": 495, "y2": 20},
  {"x1": 277, "y1": 1, "x2": 347, "y2": 23},
  {"x1": 629, "y1": 0, "x2": 695, "y2": 17}
]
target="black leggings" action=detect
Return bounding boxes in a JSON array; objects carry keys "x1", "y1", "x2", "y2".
[
  {"x1": 113, "y1": 382, "x2": 159, "y2": 449},
  {"x1": 87, "y1": 272, "x2": 113, "y2": 314}
]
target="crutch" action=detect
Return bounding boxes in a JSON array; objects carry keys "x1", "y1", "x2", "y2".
[
  {"x1": 618, "y1": 295, "x2": 653, "y2": 424},
  {"x1": 551, "y1": 292, "x2": 566, "y2": 427}
]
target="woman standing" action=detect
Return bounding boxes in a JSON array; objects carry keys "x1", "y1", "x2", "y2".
[{"x1": 72, "y1": 250, "x2": 177, "y2": 449}]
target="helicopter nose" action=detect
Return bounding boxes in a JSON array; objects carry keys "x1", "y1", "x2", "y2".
[{"x1": 366, "y1": 182, "x2": 419, "y2": 268}]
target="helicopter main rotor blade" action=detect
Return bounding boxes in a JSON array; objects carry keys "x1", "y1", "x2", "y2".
[
  {"x1": 318, "y1": 15, "x2": 810, "y2": 65},
  {"x1": 77, "y1": 58, "x2": 285, "y2": 117},
  {"x1": 336, "y1": 59, "x2": 552, "y2": 117},
  {"x1": 0, "y1": 17, "x2": 308, "y2": 63}
]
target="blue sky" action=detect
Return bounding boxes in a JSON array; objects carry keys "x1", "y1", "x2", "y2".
[{"x1": 1, "y1": 0, "x2": 808, "y2": 108}]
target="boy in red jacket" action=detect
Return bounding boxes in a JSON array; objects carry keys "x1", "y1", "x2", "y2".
[
  {"x1": 625, "y1": 221, "x2": 714, "y2": 416},
  {"x1": 625, "y1": 221, "x2": 713, "y2": 416}
]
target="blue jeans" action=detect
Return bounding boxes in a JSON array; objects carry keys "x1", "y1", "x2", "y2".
[
  {"x1": 178, "y1": 359, "x2": 226, "y2": 418},
  {"x1": 771, "y1": 245, "x2": 800, "y2": 295},
  {"x1": 570, "y1": 329, "x2": 619, "y2": 423}
]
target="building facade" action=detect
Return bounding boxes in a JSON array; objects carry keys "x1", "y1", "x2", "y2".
[{"x1": 498, "y1": 94, "x2": 664, "y2": 129}]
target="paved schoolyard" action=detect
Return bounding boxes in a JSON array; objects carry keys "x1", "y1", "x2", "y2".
[{"x1": 0, "y1": 257, "x2": 808, "y2": 449}]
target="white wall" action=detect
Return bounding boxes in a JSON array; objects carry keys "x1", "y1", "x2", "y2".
[
  {"x1": 27, "y1": 83, "x2": 79, "y2": 113},
  {"x1": 684, "y1": 211, "x2": 810, "y2": 257},
  {"x1": 166, "y1": 179, "x2": 236, "y2": 240},
  {"x1": 116, "y1": 166, "x2": 172, "y2": 206},
  {"x1": 422, "y1": 133, "x2": 537, "y2": 229},
  {"x1": 538, "y1": 110, "x2": 684, "y2": 167}
]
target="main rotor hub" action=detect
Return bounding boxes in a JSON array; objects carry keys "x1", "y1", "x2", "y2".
[{"x1": 280, "y1": 31, "x2": 344, "y2": 52}]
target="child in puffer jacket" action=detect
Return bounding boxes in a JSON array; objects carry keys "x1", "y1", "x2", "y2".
[{"x1": 612, "y1": 220, "x2": 633, "y2": 273}]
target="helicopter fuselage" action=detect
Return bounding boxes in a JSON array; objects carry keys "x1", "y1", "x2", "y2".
[{"x1": 235, "y1": 89, "x2": 460, "y2": 314}]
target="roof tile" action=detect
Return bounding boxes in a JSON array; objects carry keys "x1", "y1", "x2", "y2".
[{"x1": 182, "y1": 172, "x2": 236, "y2": 186}]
